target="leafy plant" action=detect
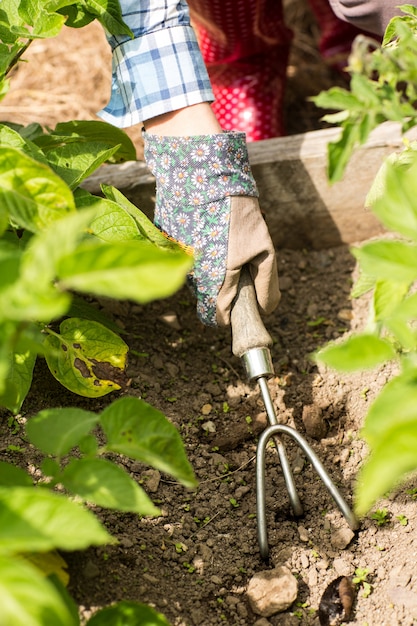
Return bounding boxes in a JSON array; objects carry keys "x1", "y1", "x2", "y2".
[
  {"x1": 353, "y1": 567, "x2": 372, "y2": 598},
  {"x1": 370, "y1": 508, "x2": 390, "y2": 526},
  {"x1": 0, "y1": 1, "x2": 196, "y2": 625},
  {"x1": 396, "y1": 513, "x2": 408, "y2": 526},
  {"x1": 312, "y1": 4, "x2": 417, "y2": 183},
  {"x1": 314, "y1": 9, "x2": 417, "y2": 516}
]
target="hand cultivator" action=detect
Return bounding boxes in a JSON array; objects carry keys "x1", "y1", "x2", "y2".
[{"x1": 231, "y1": 268, "x2": 359, "y2": 559}]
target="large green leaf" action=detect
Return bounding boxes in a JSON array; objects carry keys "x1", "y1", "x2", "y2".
[
  {"x1": 17, "y1": 0, "x2": 67, "y2": 38},
  {"x1": 0, "y1": 124, "x2": 48, "y2": 165},
  {"x1": 75, "y1": 191, "x2": 141, "y2": 242},
  {"x1": 0, "y1": 486, "x2": 114, "y2": 553},
  {"x1": 54, "y1": 0, "x2": 133, "y2": 35},
  {"x1": 60, "y1": 458, "x2": 160, "y2": 515},
  {"x1": 46, "y1": 143, "x2": 121, "y2": 190},
  {"x1": 361, "y1": 371, "x2": 417, "y2": 446},
  {"x1": 327, "y1": 119, "x2": 362, "y2": 183},
  {"x1": 0, "y1": 239, "x2": 21, "y2": 295},
  {"x1": 2, "y1": 208, "x2": 96, "y2": 322},
  {"x1": 355, "y1": 423, "x2": 417, "y2": 515},
  {"x1": 0, "y1": 555, "x2": 78, "y2": 626},
  {"x1": 373, "y1": 279, "x2": 410, "y2": 322},
  {"x1": 315, "y1": 334, "x2": 396, "y2": 372},
  {"x1": 43, "y1": 318, "x2": 128, "y2": 398},
  {"x1": 51, "y1": 121, "x2": 136, "y2": 162},
  {"x1": 0, "y1": 321, "x2": 18, "y2": 396},
  {"x1": 100, "y1": 397, "x2": 197, "y2": 488},
  {"x1": 0, "y1": 462, "x2": 33, "y2": 487},
  {"x1": 83, "y1": 0, "x2": 133, "y2": 36},
  {"x1": 367, "y1": 148, "x2": 417, "y2": 241},
  {"x1": 312, "y1": 86, "x2": 362, "y2": 111},
  {"x1": 1, "y1": 331, "x2": 38, "y2": 413},
  {"x1": 56, "y1": 239, "x2": 192, "y2": 302},
  {"x1": 25, "y1": 407, "x2": 100, "y2": 456},
  {"x1": 102, "y1": 185, "x2": 180, "y2": 250},
  {"x1": 0, "y1": 146, "x2": 75, "y2": 232},
  {"x1": 87, "y1": 601, "x2": 171, "y2": 626},
  {"x1": 19, "y1": 207, "x2": 96, "y2": 286},
  {"x1": 352, "y1": 240, "x2": 417, "y2": 283}
]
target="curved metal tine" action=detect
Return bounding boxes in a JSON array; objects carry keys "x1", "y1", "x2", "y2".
[
  {"x1": 256, "y1": 430, "x2": 272, "y2": 559},
  {"x1": 256, "y1": 424, "x2": 360, "y2": 559},
  {"x1": 257, "y1": 377, "x2": 303, "y2": 517}
]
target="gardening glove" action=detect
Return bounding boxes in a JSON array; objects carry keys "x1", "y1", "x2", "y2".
[
  {"x1": 188, "y1": 0, "x2": 293, "y2": 140},
  {"x1": 143, "y1": 130, "x2": 280, "y2": 326}
]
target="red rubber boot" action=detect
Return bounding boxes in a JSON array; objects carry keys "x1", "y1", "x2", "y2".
[{"x1": 189, "y1": 0, "x2": 293, "y2": 140}]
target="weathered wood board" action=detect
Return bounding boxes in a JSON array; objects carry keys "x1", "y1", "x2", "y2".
[{"x1": 83, "y1": 121, "x2": 416, "y2": 250}]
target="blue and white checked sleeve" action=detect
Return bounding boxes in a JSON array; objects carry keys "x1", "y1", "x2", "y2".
[{"x1": 98, "y1": 0, "x2": 214, "y2": 127}]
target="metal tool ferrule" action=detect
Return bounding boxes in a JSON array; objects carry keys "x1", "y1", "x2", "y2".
[{"x1": 242, "y1": 347, "x2": 274, "y2": 381}]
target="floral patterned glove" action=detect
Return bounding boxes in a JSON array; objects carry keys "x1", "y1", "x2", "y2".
[{"x1": 143, "y1": 131, "x2": 280, "y2": 326}]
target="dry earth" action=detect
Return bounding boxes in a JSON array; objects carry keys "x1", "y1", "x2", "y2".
[{"x1": 2, "y1": 7, "x2": 417, "y2": 626}]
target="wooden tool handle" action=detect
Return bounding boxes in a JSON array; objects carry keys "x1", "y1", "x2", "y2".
[{"x1": 231, "y1": 267, "x2": 273, "y2": 358}]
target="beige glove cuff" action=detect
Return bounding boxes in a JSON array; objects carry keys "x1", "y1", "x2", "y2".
[{"x1": 216, "y1": 196, "x2": 281, "y2": 326}]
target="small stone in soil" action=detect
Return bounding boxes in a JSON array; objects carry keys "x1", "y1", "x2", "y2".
[{"x1": 247, "y1": 566, "x2": 298, "y2": 617}]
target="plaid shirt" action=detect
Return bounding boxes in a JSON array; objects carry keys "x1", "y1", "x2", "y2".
[{"x1": 98, "y1": 0, "x2": 214, "y2": 127}]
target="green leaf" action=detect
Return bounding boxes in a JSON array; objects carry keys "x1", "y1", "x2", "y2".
[
  {"x1": 18, "y1": 206, "x2": 96, "y2": 290},
  {"x1": 46, "y1": 143, "x2": 121, "y2": 190},
  {"x1": 385, "y1": 317, "x2": 417, "y2": 350},
  {"x1": 0, "y1": 486, "x2": 114, "y2": 553},
  {"x1": 25, "y1": 407, "x2": 100, "y2": 456},
  {"x1": 100, "y1": 397, "x2": 197, "y2": 488},
  {"x1": 351, "y1": 269, "x2": 376, "y2": 299},
  {"x1": 0, "y1": 555, "x2": 78, "y2": 626},
  {"x1": 101, "y1": 185, "x2": 178, "y2": 249},
  {"x1": 87, "y1": 601, "x2": 171, "y2": 626},
  {"x1": 0, "y1": 123, "x2": 48, "y2": 165},
  {"x1": 0, "y1": 321, "x2": 18, "y2": 396},
  {"x1": 315, "y1": 334, "x2": 396, "y2": 372},
  {"x1": 0, "y1": 462, "x2": 32, "y2": 487},
  {"x1": 43, "y1": 318, "x2": 128, "y2": 398},
  {"x1": 55, "y1": 2, "x2": 96, "y2": 28},
  {"x1": 56, "y1": 239, "x2": 192, "y2": 302},
  {"x1": 355, "y1": 422, "x2": 417, "y2": 515},
  {"x1": 1, "y1": 332, "x2": 37, "y2": 413},
  {"x1": 361, "y1": 371, "x2": 417, "y2": 446},
  {"x1": 83, "y1": 0, "x2": 133, "y2": 37},
  {"x1": 312, "y1": 86, "x2": 361, "y2": 111},
  {"x1": 51, "y1": 121, "x2": 136, "y2": 162},
  {"x1": 0, "y1": 239, "x2": 22, "y2": 296},
  {"x1": 2, "y1": 208, "x2": 97, "y2": 324},
  {"x1": 373, "y1": 279, "x2": 410, "y2": 322},
  {"x1": 327, "y1": 120, "x2": 361, "y2": 183},
  {"x1": 75, "y1": 192, "x2": 141, "y2": 242},
  {"x1": 60, "y1": 458, "x2": 160, "y2": 515},
  {"x1": 368, "y1": 149, "x2": 417, "y2": 241},
  {"x1": 352, "y1": 240, "x2": 417, "y2": 283},
  {"x1": 0, "y1": 146, "x2": 75, "y2": 233},
  {"x1": 350, "y1": 73, "x2": 381, "y2": 106},
  {"x1": 19, "y1": 0, "x2": 66, "y2": 38}
]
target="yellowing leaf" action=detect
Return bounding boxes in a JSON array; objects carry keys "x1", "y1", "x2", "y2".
[
  {"x1": 22, "y1": 551, "x2": 69, "y2": 587},
  {"x1": 44, "y1": 318, "x2": 128, "y2": 398}
]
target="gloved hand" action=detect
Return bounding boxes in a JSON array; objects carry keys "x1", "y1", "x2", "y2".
[{"x1": 143, "y1": 130, "x2": 280, "y2": 326}]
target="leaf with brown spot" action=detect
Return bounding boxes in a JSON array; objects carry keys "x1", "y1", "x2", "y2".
[{"x1": 44, "y1": 317, "x2": 128, "y2": 397}]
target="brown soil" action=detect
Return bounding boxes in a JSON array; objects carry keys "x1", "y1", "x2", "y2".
[{"x1": 2, "y1": 8, "x2": 417, "y2": 626}]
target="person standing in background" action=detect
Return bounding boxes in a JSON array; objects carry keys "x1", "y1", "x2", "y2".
[{"x1": 188, "y1": 0, "x2": 373, "y2": 141}]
